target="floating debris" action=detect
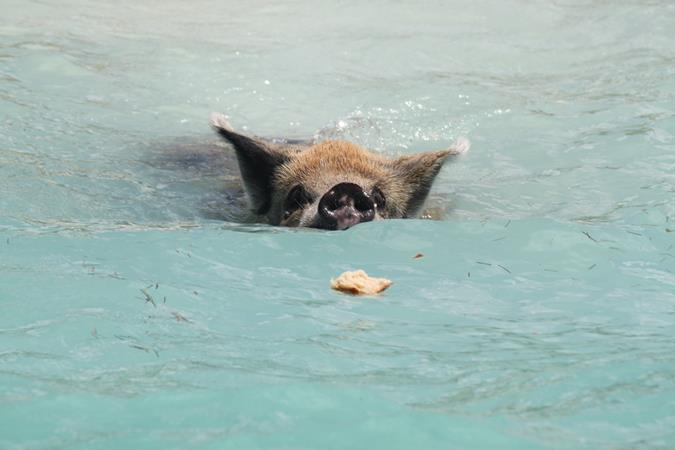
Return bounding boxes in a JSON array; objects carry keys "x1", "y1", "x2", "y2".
[
  {"x1": 582, "y1": 231, "x2": 598, "y2": 242},
  {"x1": 140, "y1": 288, "x2": 156, "y2": 307},
  {"x1": 130, "y1": 344, "x2": 159, "y2": 357},
  {"x1": 413, "y1": 253, "x2": 424, "y2": 259},
  {"x1": 497, "y1": 264, "x2": 511, "y2": 274},
  {"x1": 172, "y1": 312, "x2": 191, "y2": 323},
  {"x1": 331, "y1": 270, "x2": 392, "y2": 296}
]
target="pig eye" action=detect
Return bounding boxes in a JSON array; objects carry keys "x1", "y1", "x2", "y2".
[
  {"x1": 371, "y1": 187, "x2": 386, "y2": 210},
  {"x1": 283, "y1": 185, "x2": 313, "y2": 218}
]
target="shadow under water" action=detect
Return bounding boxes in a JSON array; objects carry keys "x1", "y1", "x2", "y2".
[{"x1": 141, "y1": 137, "x2": 251, "y2": 223}]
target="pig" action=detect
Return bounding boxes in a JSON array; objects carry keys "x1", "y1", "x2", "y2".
[{"x1": 211, "y1": 112, "x2": 469, "y2": 230}]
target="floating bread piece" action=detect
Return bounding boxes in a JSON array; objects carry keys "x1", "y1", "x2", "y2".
[{"x1": 330, "y1": 270, "x2": 392, "y2": 296}]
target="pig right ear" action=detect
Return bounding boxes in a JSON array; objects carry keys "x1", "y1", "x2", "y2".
[
  {"x1": 211, "y1": 113, "x2": 289, "y2": 215},
  {"x1": 391, "y1": 138, "x2": 469, "y2": 217}
]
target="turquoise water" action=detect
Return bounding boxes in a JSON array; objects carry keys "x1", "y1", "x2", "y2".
[{"x1": 2, "y1": 1, "x2": 675, "y2": 449}]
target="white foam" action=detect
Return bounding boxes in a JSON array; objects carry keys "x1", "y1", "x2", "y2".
[{"x1": 450, "y1": 136, "x2": 471, "y2": 155}]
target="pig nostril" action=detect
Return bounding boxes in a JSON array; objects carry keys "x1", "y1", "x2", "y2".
[
  {"x1": 324, "y1": 191, "x2": 341, "y2": 212},
  {"x1": 354, "y1": 195, "x2": 374, "y2": 214},
  {"x1": 319, "y1": 203, "x2": 337, "y2": 220}
]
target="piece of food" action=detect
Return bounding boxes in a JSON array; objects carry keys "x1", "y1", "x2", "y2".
[{"x1": 330, "y1": 270, "x2": 392, "y2": 296}]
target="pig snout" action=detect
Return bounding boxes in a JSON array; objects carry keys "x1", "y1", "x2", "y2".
[{"x1": 317, "y1": 183, "x2": 375, "y2": 230}]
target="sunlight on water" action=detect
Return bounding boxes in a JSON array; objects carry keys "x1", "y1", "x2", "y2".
[{"x1": 1, "y1": 0, "x2": 675, "y2": 449}]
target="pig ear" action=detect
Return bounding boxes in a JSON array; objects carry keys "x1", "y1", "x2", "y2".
[
  {"x1": 392, "y1": 138, "x2": 469, "y2": 217},
  {"x1": 211, "y1": 113, "x2": 289, "y2": 215}
]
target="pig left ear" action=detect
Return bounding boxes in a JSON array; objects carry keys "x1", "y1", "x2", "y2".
[
  {"x1": 392, "y1": 138, "x2": 469, "y2": 217},
  {"x1": 211, "y1": 113, "x2": 289, "y2": 215}
]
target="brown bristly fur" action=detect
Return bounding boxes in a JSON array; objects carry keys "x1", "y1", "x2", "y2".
[
  {"x1": 275, "y1": 141, "x2": 452, "y2": 220},
  {"x1": 210, "y1": 112, "x2": 467, "y2": 228}
]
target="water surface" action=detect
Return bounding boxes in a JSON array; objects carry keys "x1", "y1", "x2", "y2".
[{"x1": 1, "y1": 1, "x2": 675, "y2": 449}]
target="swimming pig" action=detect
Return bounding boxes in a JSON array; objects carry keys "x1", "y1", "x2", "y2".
[{"x1": 211, "y1": 113, "x2": 469, "y2": 230}]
